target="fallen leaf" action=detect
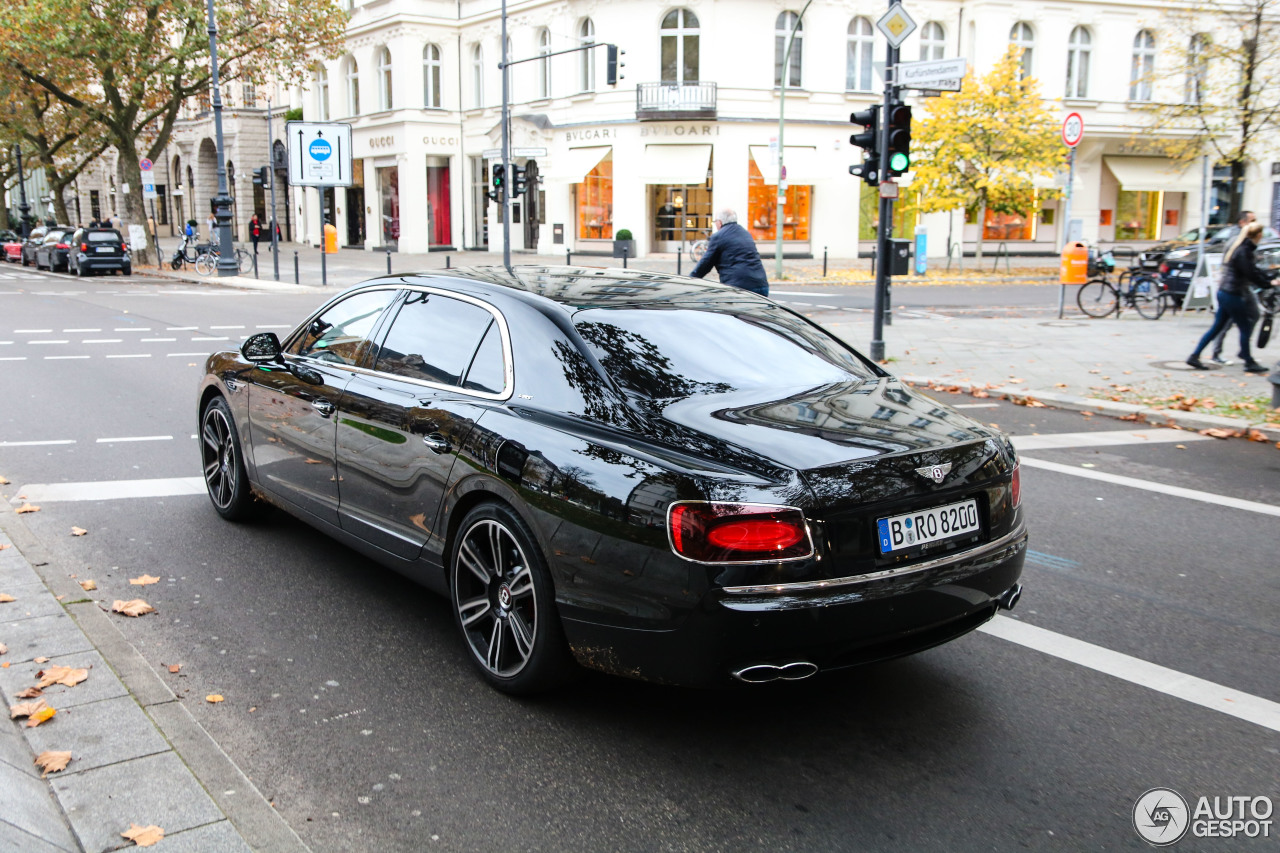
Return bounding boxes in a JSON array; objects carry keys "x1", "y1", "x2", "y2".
[
  {"x1": 249, "y1": 707, "x2": 257, "y2": 712},
  {"x1": 112, "y1": 599, "x2": 156, "y2": 617},
  {"x1": 129, "y1": 575, "x2": 160, "y2": 586},
  {"x1": 1, "y1": 662, "x2": 8, "y2": 668},
  {"x1": 206, "y1": 694, "x2": 224, "y2": 703},
  {"x1": 1199, "y1": 428, "x2": 1240, "y2": 439},
  {"x1": 0, "y1": 643, "x2": 6, "y2": 655},
  {"x1": 34, "y1": 657, "x2": 48, "y2": 663},
  {"x1": 36, "y1": 665, "x2": 89, "y2": 689},
  {"x1": 34, "y1": 750, "x2": 72, "y2": 777},
  {"x1": 168, "y1": 664, "x2": 181, "y2": 674},
  {"x1": 121, "y1": 824, "x2": 165, "y2": 847},
  {"x1": 1175, "y1": 444, "x2": 1187, "y2": 450},
  {"x1": 17, "y1": 687, "x2": 43, "y2": 699},
  {"x1": 55, "y1": 595, "x2": 64, "y2": 601},
  {"x1": 79, "y1": 580, "x2": 97, "y2": 591},
  {"x1": 14, "y1": 503, "x2": 40, "y2": 514},
  {"x1": 304, "y1": 458, "x2": 324, "y2": 464},
  {"x1": 0, "y1": 475, "x2": 9, "y2": 484},
  {"x1": 0, "y1": 543, "x2": 9, "y2": 550},
  {"x1": 70, "y1": 527, "x2": 87, "y2": 537},
  {"x1": 1248, "y1": 429, "x2": 1269, "y2": 442},
  {"x1": 10, "y1": 699, "x2": 48, "y2": 719},
  {"x1": 27, "y1": 706, "x2": 56, "y2": 727},
  {"x1": 971, "y1": 389, "x2": 990, "y2": 398},
  {"x1": 0, "y1": 594, "x2": 15, "y2": 603}
]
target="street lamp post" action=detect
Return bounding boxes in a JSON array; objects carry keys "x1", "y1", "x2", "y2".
[
  {"x1": 13, "y1": 145, "x2": 32, "y2": 239},
  {"x1": 205, "y1": 0, "x2": 238, "y2": 277}
]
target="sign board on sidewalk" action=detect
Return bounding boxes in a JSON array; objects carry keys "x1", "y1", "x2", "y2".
[
  {"x1": 128, "y1": 224, "x2": 147, "y2": 251},
  {"x1": 896, "y1": 57, "x2": 966, "y2": 91},
  {"x1": 876, "y1": 3, "x2": 917, "y2": 48},
  {"x1": 286, "y1": 121, "x2": 354, "y2": 188},
  {"x1": 1185, "y1": 254, "x2": 1221, "y2": 311}
]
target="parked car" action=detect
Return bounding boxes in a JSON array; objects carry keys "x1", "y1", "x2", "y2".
[
  {"x1": 68, "y1": 227, "x2": 131, "y2": 276},
  {"x1": 1, "y1": 230, "x2": 21, "y2": 263},
  {"x1": 19, "y1": 226, "x2": 48, "y2": 266},
  {"x1": 197, "y1": 268, "x2": 1027, "y2": 693},
  {"x1": 34, "y1": 228, "x2": 73, "y2": 272},
  {"x1": 1160, "y1": 239, "x2": 1280, "y2": 301},
  {"x1": 1143, "y1": 225, "x2": 1279, "y2": 275}
]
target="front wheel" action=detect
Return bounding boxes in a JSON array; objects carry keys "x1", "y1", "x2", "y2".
[
  {"x1": 170, "y1": 257, "x2": 183, "y2": 270},
  {"x1": 1132, "y1": 277, "x2": 1166, "y2": 319},
  {"x1": 690, "y1": 240, "x2": 708, "y2": 262},
  {"x1": 195, "y1": 253, "x2": 216, "y2": 276},
  {"x1": 235, "y1": 248, "x2": 252, "y2": 274},
  {"x1": 449, "y1": 503, "x2": 574, "y2": 694},
  {"x1": 200, "y1": 397, "x2": 253, "y2": 521},
  {"x1": 1077, "y1": 279, "x2": 1118, "y2": 318}
]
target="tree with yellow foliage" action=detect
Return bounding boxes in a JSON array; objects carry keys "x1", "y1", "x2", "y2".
[{"x1": 911, "y1": 48, "x2": 1063, "y2": 262}]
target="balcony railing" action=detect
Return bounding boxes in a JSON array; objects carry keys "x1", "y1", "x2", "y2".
[{"x1": 636, "y1": 82, "x2": 717, "y2": 120}]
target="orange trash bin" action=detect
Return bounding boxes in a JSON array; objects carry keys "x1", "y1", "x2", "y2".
[
  {"x1": 1060, "y1": 241, "x2": 1088, "y2": 285},
  {"x1": 323, "y1": 223, "x2": 338, "y2": 254}
]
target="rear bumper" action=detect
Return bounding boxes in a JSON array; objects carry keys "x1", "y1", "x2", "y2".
[
  {"x1": 76, "y1": 255, "x2": 129, "y2": 270},
  {"x1": 561, "y1": 525, "x2": 1028, "y2": 687}
]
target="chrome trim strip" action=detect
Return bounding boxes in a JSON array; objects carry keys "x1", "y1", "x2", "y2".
[{"x1": 721, "y1": 525, "x2": 1027, "y2": 595}]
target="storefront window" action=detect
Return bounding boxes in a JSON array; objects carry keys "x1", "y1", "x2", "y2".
[
  {"x1": 577, "y1": 153, "x2": 613, "y2": 240},
  {"x1": 747, "y1": 158, "x2": 810, "y2": 243},
  {"x1": 377, "y1": 165, "x2": 399, "y2": 249},
  {"x1": 983, "y1": 207, "x2": 1034, "y2": 241},
  {"x1": 1115, "y1": 190, "x2": 1161, "y2": 240},
  {"x1": 427, "y1": 157, "x2": 451, "y2": 247}
]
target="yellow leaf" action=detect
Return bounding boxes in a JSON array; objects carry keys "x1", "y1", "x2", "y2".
[
  {"x1": 10, "y1": 698, "x2": 48, "y2": 719},
  {"x1": 26, "y1": 706, "x2": 57, "y2": 727},
  {"x1": 129, "y1": 575, "x2": 161, "y2": 586},
  {"x1": 36, "y1": 665, "x2": 90, "y2": 689},
  {"x1": 206, "y1": 694, "x2": 224, "y2": 703},
  {"x1": 0, "y1": 594, "x2": 15, "y2": 603},
  {"x1": 0, "y1": 475, "x2": 9, "y2": 484},
  {"x1": 34, "y1": 656, "x2": 49, "y2": 663},
  {"x1": 111, "y1": 599, "x2": 156, "y2": 617},
  {"x1": 14, "y1": 503, "x2": 40, "y2": 514},
  {"x1": 70, "y1": 527, "x2": 87, "y2": 537},
  {"x1": 34, "y1": 750, "x2": 72, "y2": 777},
  {"x1": 121, "y1": 824, "x2": 165, "y2": 847},
  {"x1": 79, "y1": 579, "x2": 97, "y2": 591}
]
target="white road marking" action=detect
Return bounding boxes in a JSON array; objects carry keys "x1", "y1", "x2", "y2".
[
  {"x1": 45, "y1": 355, "x2": 89, "y2": 360},
  {"x1": 114, "y1": 327, "x2": 152, "y2": 332},
  {"x1": 0, "y1": 439, "x2": 75, "y2": 447},
  {"x1": 167, "y1": 352, "x2": 210, "y2": 357},
  {"x1": 0, "y1": 341, "x2": 11, "y2": 345},
  {"x1": 770, "y1": 291, "x2": 841, "y2": 298},
  {"x1": 12, "y1": 477, "x2": 204, "y2": 501},
  {"x1": 210, "y1": 325, "x2": 244, "y2": 329},
  {"x1": 14, "y1": 329, "x2": 53, "y2": 333},
  {"x1": 141, "y1": 337, "x2": 177, "y2": 342},
  {"x1": 1019, "y1": 456, "x2": 1280, "y2": 517},
  {"x1": 953, "y1": 403, "x2": 999, "y2": 409},
  {"x1": 171, "y1": 326, "x2": 198, "y2": 330},
  {"x1": 105, "y1": 353, "x2": 151, "y2": 359},
  {"x1": 63, "y1": 328, "x2": 101, "y2": 332},
  {"x1": 82, "y1": 338, "x2": 123, "y2": 344},
  {"x1": 0, "y1": 356, "x2": 27, "y2": 361},
  {"x1": 96, "y1": 435, "x2": 173, "y2": 443},
  {"x1": 981, "y1": 616, "x2": 1280, "y2": 734},
  {"x1": 191, "y1": 336, "x2": 229, "y2": 341},
  {"x1": 1013, "y1": 429, "x2": 1210, "y2": 452},
  {"x1": 28, "y1": 340, "x2": 69, "y2": 344}
]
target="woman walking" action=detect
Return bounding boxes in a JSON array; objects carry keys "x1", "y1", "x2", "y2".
[{"x1": 1187, "y1": 222, "x2": 1272, "y2": 374}]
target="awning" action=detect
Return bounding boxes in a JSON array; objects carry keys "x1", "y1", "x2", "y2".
[
  {"x1": 638, "y1": 144, "x2": 712, "y2": 185},
  {"x1": 545, "y1": 146, "x2": 610, "y2": 183},
  {"x1": 748, "y1": 146, "x2": 823, "y2": 185},
  {"x1": 1103, "y1": 156, "x2": 1199, "y2": 193}
]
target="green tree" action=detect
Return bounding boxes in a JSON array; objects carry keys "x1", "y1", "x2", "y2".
[
  {"x1": 910, "y1": 47, "x2": 1062, "y2": 262},
  {"x1": 0, "y1": 0, "x2": 348, "y2": 263}
]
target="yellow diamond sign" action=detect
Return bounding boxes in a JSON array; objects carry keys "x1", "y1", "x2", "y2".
[{"x1": 877, "y1": 3, "x2": 918, "y2": 48}]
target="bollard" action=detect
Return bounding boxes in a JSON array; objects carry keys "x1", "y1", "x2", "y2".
[
  {"x1": 566, "y1": 248, "x2": 571, "y2": 266},
  {"x1": 445, "y1": 254, "x2": 451, "y2": 269},
  {"x1": 252, "y1": 253, "x2": 259, "y2": 280},
  {"x1": 622, "y1": 246, "x2": 628, "y2": 269},
  {"x1": 321, "y1": 243, "x2": 327, "y2": 286},
  {"x1": 677, "y1": 246, "x2": 682, "y2": 276},
  {"x1": 386, "y1": 248, "x2": 392, "y2": 275},
  {"x1": 293, "y1": 251, "x2": 299, "y2": 284},
  {"x1": 823, "y1": 246, "x2": 828, "y2": 278}
]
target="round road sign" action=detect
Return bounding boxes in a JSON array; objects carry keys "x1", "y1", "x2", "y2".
[
  {"x1": 139, "y1": 158, "x2": 153, "y2": 171},
  {"x1": 1062, "y1": 112, "x2": 1084, "y2": 148}
]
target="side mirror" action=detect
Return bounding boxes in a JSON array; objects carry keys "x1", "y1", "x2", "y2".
[{"x1": 241, "y1": 332, "x2": 283, "y2": 363}]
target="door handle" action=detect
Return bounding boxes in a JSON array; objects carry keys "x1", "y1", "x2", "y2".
[
  {"x1": 311, "y1": 399, "x2": 336, "y2": 417},
  {"x1": 423, "y1": 433, "x2": 452, "y2": 454}
]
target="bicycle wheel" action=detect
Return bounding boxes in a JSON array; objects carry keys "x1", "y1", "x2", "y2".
[
  {"x1": 1130, "y1": 275, "x2": 1165, "y2": 320},
  {"x1": 235, "y1": 248, "x2": 252, "y2": 274},
  {"x1": 690, "y1": 240, "x2": 708, "y2": 262},
  {"x1": 195, "y1": 253, "x2": 216, "y2": 276},
  {"x1": 1076, "y1": 279, "x2": 1118, "y2": 318},
  {"x1": 1258, "y1": 287, "x2": 1280, "y2": 317}
]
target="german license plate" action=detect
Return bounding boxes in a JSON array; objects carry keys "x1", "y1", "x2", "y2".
[
  {"x1": 877, "y1": 499, "x2": 980, "y2": 553},
  {"x1": 95, "y1": 247, "x2": 114, "y2": 253}
]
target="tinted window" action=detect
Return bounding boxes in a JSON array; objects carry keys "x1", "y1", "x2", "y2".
[
  {"x1": 375, "y1": 293, "x2": 495, "y2": 387},
  {"x1": 291, "y1": 289, "x2": 395, "y2": 365},
  {"x1": 463, "y1": 322, "x2": 505, "y2": 394},
  {"x1": 88, "y1": 231, "x2": 122, "y2": 243},
  {"x1": 43, "y1": 231, "x2": 64, "y2": 244},
  {"x1": 574, "y1": 305, "x2": 875, "y2": 398}
]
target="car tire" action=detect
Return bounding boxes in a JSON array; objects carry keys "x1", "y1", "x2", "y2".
[
  {"x1": 121, "y1": 265, "x2": 132, "y2": 276},
  {"x1": 200, "y1": 396, "x2": 254, "y2": 521},
  {"x1": 21, "y1": 255, "x2": 29, "y2": 267},
  {"x1": 449, "y1": 502, "x2": 575, "y2": 695}
]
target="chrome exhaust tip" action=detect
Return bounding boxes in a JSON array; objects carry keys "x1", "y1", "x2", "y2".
[
  {"x1": 997, "y1": 583, "x2": 1023, "y2": 611},
  {"x1": 731, "y1": 661, "x2": 819, "y2": 684}
]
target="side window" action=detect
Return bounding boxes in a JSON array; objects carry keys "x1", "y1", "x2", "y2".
[
  {"x1": 375, "y1": 292, "x2": 496, "y2": 388},
  {"x1": 463, "y1": 321, "x2": 506, "y2": 394},
  {"x1": 291, "y1": 289, "x2": 395, "y2": 365}
]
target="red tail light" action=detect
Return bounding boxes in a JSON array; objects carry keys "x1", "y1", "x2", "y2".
[
  {"x1": 55, "y1": 243, "x2": 69, "y2": 249},
  {"x1": 1011, "y1": 464, "x2": 1021, "y2": 508},
  {"x1": 81, "y1": 243, "x2": 89, "y2": 251},
  {"x1": 121, "y1": 243, "x2": 129, "y2": 252},
  {"x1": 1159, "y1": 263, "x2": 1169, "y2": 274},
  {"x1": 669, "y1": 501, "x2": 813, "y2": 564}
]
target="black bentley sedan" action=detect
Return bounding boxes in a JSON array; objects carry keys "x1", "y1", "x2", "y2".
[{"x1": 197, "y1": 268, "x2": 1026, "y2": 693}]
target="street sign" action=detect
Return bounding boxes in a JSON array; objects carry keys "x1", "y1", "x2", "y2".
[
  {"x1": 286, "y1": 121, "x2": 354, "y2": 188},
  {"x1": 139, "y1": 158, "x2": 153, "y2": 172},
  {"x1": 1062, "y1": 112, "x2": 1084, "y2": 148},
  {"x1": 876, "y1": 4, "x2": 917, "y2": 48},
  {"x1": 142, "y1": 177, "x2": 157, "y2": 200},
  {"x1": 896, "y1": 57, "x2": 966, "y2": 91}
]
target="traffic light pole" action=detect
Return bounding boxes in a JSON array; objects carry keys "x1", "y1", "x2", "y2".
[{"x1": 870, "y1": 38, "x2": 900, "y2": 362}]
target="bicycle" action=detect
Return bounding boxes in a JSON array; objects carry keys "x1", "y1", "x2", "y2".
[
  {"x1": 194, "y1": 244, "x2": 252, "y2": 276},
  {"x1": 1076, "y1": 249, "x2": 1167, "y2": 320},
  {"x1": 686, "y1": 231, "x2": 711, "y2": 263}
]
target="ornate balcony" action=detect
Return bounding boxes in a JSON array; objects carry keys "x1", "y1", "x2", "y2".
[{"x1": 635, "y1": 82, "x2": 717, "y2": 121}]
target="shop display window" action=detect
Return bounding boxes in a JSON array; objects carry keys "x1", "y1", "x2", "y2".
[
  {"x1": 1115, "y1": 190, "x2": 1162, "y2": 240},
  {"x1": 747, "y1": 159, "x2": 810, "y2": 242},
  {"x1": 577, "y1": 154, "x2": 613, "y2": 240},
  {"x1": 983, "y1": 207, "x2": 1035, "y2": 241}
]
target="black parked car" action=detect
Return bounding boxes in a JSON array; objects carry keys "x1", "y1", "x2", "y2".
[
  {"x1": 197, "y1": 268, "x2": 1027, "y2": 693},
  {"x1": 19, "y1": 226, "x2": 49, "y2": 266},
  {"x1": 68, "y1": 227, "x2": 131, "y2": 276},
  {"x1": 1159, "y1": 238, "x2": 1280, "y2": 300},
  {"x1": 34, "y1": 228, "x2": 73, "y2": 272}
]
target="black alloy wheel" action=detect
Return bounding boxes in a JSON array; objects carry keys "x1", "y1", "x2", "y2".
[
  {"x1": 200, "y1": 397, "x2": 252, "y2": 521},
  {"x1": 450, "y1": 503, "x2": 573, "y2": 694}
]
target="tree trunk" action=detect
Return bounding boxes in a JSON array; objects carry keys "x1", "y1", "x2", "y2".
[
  {"x1": 973, "y1": 199, "x2": 986, "y2": 264},
  {"x1": 1228, "y1": 159, "x2": 1245, "y2": 224},
  {"x1": 115, "y1": 136, "x2": 152, "y2": 265}
]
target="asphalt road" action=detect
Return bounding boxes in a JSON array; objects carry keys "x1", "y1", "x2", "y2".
[{"x1": 1, "y1": 269, "x2": 1277, "y2": 852}]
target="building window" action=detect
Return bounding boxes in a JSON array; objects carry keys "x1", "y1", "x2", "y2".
[
  {"x1": 344, "y1": 56, "x2": 360, "y2": 116},
  {"x1": 90, "y1": 190, "x2": 101, "y2": 221},
  {"x1": 984, "y1": 206, "x2": 1036, "y2": 241},
  {"x1": 579, "y1": 19, "x2": 595, "y2": 92},
  {"x1": 846, "y1": 17, "x2": 874, "y2": 92},
  {"x1": 376, "y1": 47, "x2": 393, "y2": 110},
  {"x1": 1187, "y1": 33, "x2": 1209, "y2": 104},
  {"x1": 424, "y1": 44, "x2": 442, "y2": 108},
  {"x1": 1116, "y1": 190, "x2": 1161, "y2": 240},
  {"x1": 1130, "y1": 30, "x2": 1155, "y2": 101},
  {"x1": 747, "y1": 158, "x2": 810, "y2": 243},
  {"x1": 1010, "y1": 22, "x2": 1034, "y2": 80},
  {"x1": 316, "y1": 68, "x2": 330, "y2": 120},
  {"x1": 577, "y1": 152, "x2": 612, "y2": 240},
  {"x1": 242, "y1": 83, "x2": 256, "y2": 106},
  {"x1": 1066, "y1": 26, "x2": 1090, "y2": 98},
  {"x1": 471, "y1": 44, "x2": 484, "y2": 108},
  {"x1": 920, "y1": 21, "x2": 945, "y2": 61},
  {"x1": 775, "y1": 12, "x2": 803, "y2": 88},
  {"x1": 537, "y1": 30, "x2": 551, "y2": 98},
  {"x1": 660, "y1": 9, "x2": 699, "y2": 84}
]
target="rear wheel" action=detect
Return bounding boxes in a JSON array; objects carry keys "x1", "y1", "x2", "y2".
[
  {"x1": 1131, "y1": 276, "x2": 1165, "y2": 320},
  {"x1": 235, "y1": 248, "x2": 252, "y2": 274},
  {"x1": 200, "y1": 397, "x2": 253, "y2": 521},
  {"x1": 1076, "y1": 279, "x2": 1117, "y2": 318},
  {"x1": 121, "y1": 264, "x2": 132, "y2": 276},
  {"x1": 195, "y1": 253, "x2": 216, "y2": 275}
]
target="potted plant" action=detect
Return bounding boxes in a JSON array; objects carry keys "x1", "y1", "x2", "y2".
[{"x1": 612, "y1": 228, "x2": 636, "y2": 260}]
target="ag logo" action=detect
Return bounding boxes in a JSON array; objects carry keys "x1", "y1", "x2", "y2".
[{"x1": 1133, "y1": 788, "x2": 1190, "y2": 846}]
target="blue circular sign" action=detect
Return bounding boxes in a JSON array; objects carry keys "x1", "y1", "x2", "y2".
[{"x1": 309, "y1": 139, "x2": 332, "y2": 161}]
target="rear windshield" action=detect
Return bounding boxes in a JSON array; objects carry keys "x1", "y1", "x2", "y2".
[
  {"x1": 88, "y1": 231, "x2": 122, "y2": 243},
  {"x1": 573, "y1": 304, "x2": 876, "y2": 398}
]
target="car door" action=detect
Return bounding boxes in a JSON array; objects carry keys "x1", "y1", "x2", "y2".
[
  {"x1": 246, "y1": 287, "x2": 398, "y2": 524},
  {"x1": 336, "y1": 289, "x2": 509, "y2": 561}
]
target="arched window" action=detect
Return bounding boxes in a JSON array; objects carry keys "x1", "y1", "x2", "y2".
[
  {"x1": 846, "y1": 17, "x2": 874, "y2": 92},
  {"x1": 423, "y1": 44, "x2": 442, "y2": 108},
  {"x1": 537, "y1": 29, "x2": 551, "y2": 98},
  {"x1": 315, "y1": 68, "x2": 330, "y2": 121},
  {"x1": 471, "y1": 44, "x2": 484, "y2": 108},
  {"x1": 578, "y1": 19, "x2": 595, "y2": 92},
  {"x1": 344, "y1": 55, "x2": 360, "y2": 116},
  {"x1": 376, "y1": 47, "x2": 393, "y2": 110},
  {"x1": 1130, "y1": 29, "x2": 1155, "y2": 101},
  {"x1": 920, "y1": 21, "x2": 945, "y2": 61},
  {"x1": 660, "y1": 9, "x2": 700, "y2": 84},
  {"x1": 775, "y1": 12, "x2": 803, "y2": 88},
  {"x1": 1066, "y1": 26, "x2": 1090, "y2": 98},
  {"x1": 1187, "y1": 33, "x2": 1209, "y2": 104},
  {"x1": 1010, "y1": 22, "x2": 1034, "y2": 80}
]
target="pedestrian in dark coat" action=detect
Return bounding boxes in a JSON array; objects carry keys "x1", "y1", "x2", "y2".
[
  {"x1": 689, "y1": 208, "x2": 770, "y2": 296},
  {"x1": 1188, "y1": 222, "x2": 1272, "y2": 374}
]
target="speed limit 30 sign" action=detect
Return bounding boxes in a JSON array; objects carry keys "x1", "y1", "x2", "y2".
[{"x1": 1062, "y1": 112, "x2": 1084, "y2": 148}]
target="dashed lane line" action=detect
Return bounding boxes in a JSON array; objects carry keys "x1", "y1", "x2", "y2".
[
  {"x1": 96, "y1": 435, "x2": 173, "y2": 443},
  {"x1": 11, "y1": 477, "x2": 203, "y2": 501},
  {"x1": 1012, "y1": 429, "x2": 1210, "y2": 452},
  {"x1": 44, "y1": 355, "x2": 89, "y2": 360},
  {"x1": 0, "y1": 439, "x2": 75, "y2": 447}
]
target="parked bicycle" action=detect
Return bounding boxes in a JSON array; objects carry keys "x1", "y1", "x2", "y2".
[
  {"x1": 194, "y1": 244, "x2": 252, "y2": 276},
  {"x1": 1076, "y1": 249, "x2": 1169, "y2": 319}
]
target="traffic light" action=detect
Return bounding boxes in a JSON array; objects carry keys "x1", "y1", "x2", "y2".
[
  {"x1": 251, "y1": 165, "x2": 271, "y2": 187},
  {"x1": 488, "y1": 164, "x2": 505, "y2": 203},
  {"x1": 606, "y1": 45, "x2": 625, "y2": 86},
  {"x1": 849, "y1": 106, "x2": 880, "y2": 186},
  {"x1": 885, "y1": 101, "x2": 913, "y2": 178},
  {"x1": 512, "y1": 165, "x2": 528, "y2": 195}
]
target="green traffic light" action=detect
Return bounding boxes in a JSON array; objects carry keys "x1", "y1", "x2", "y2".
[{"x1": 889, "y1": 152, "x2": 910, "y2": 172}]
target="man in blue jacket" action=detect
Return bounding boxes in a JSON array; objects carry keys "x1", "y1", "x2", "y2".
[{"x1": 689, "y1": 208, "x2": 770, "y2": 296}]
